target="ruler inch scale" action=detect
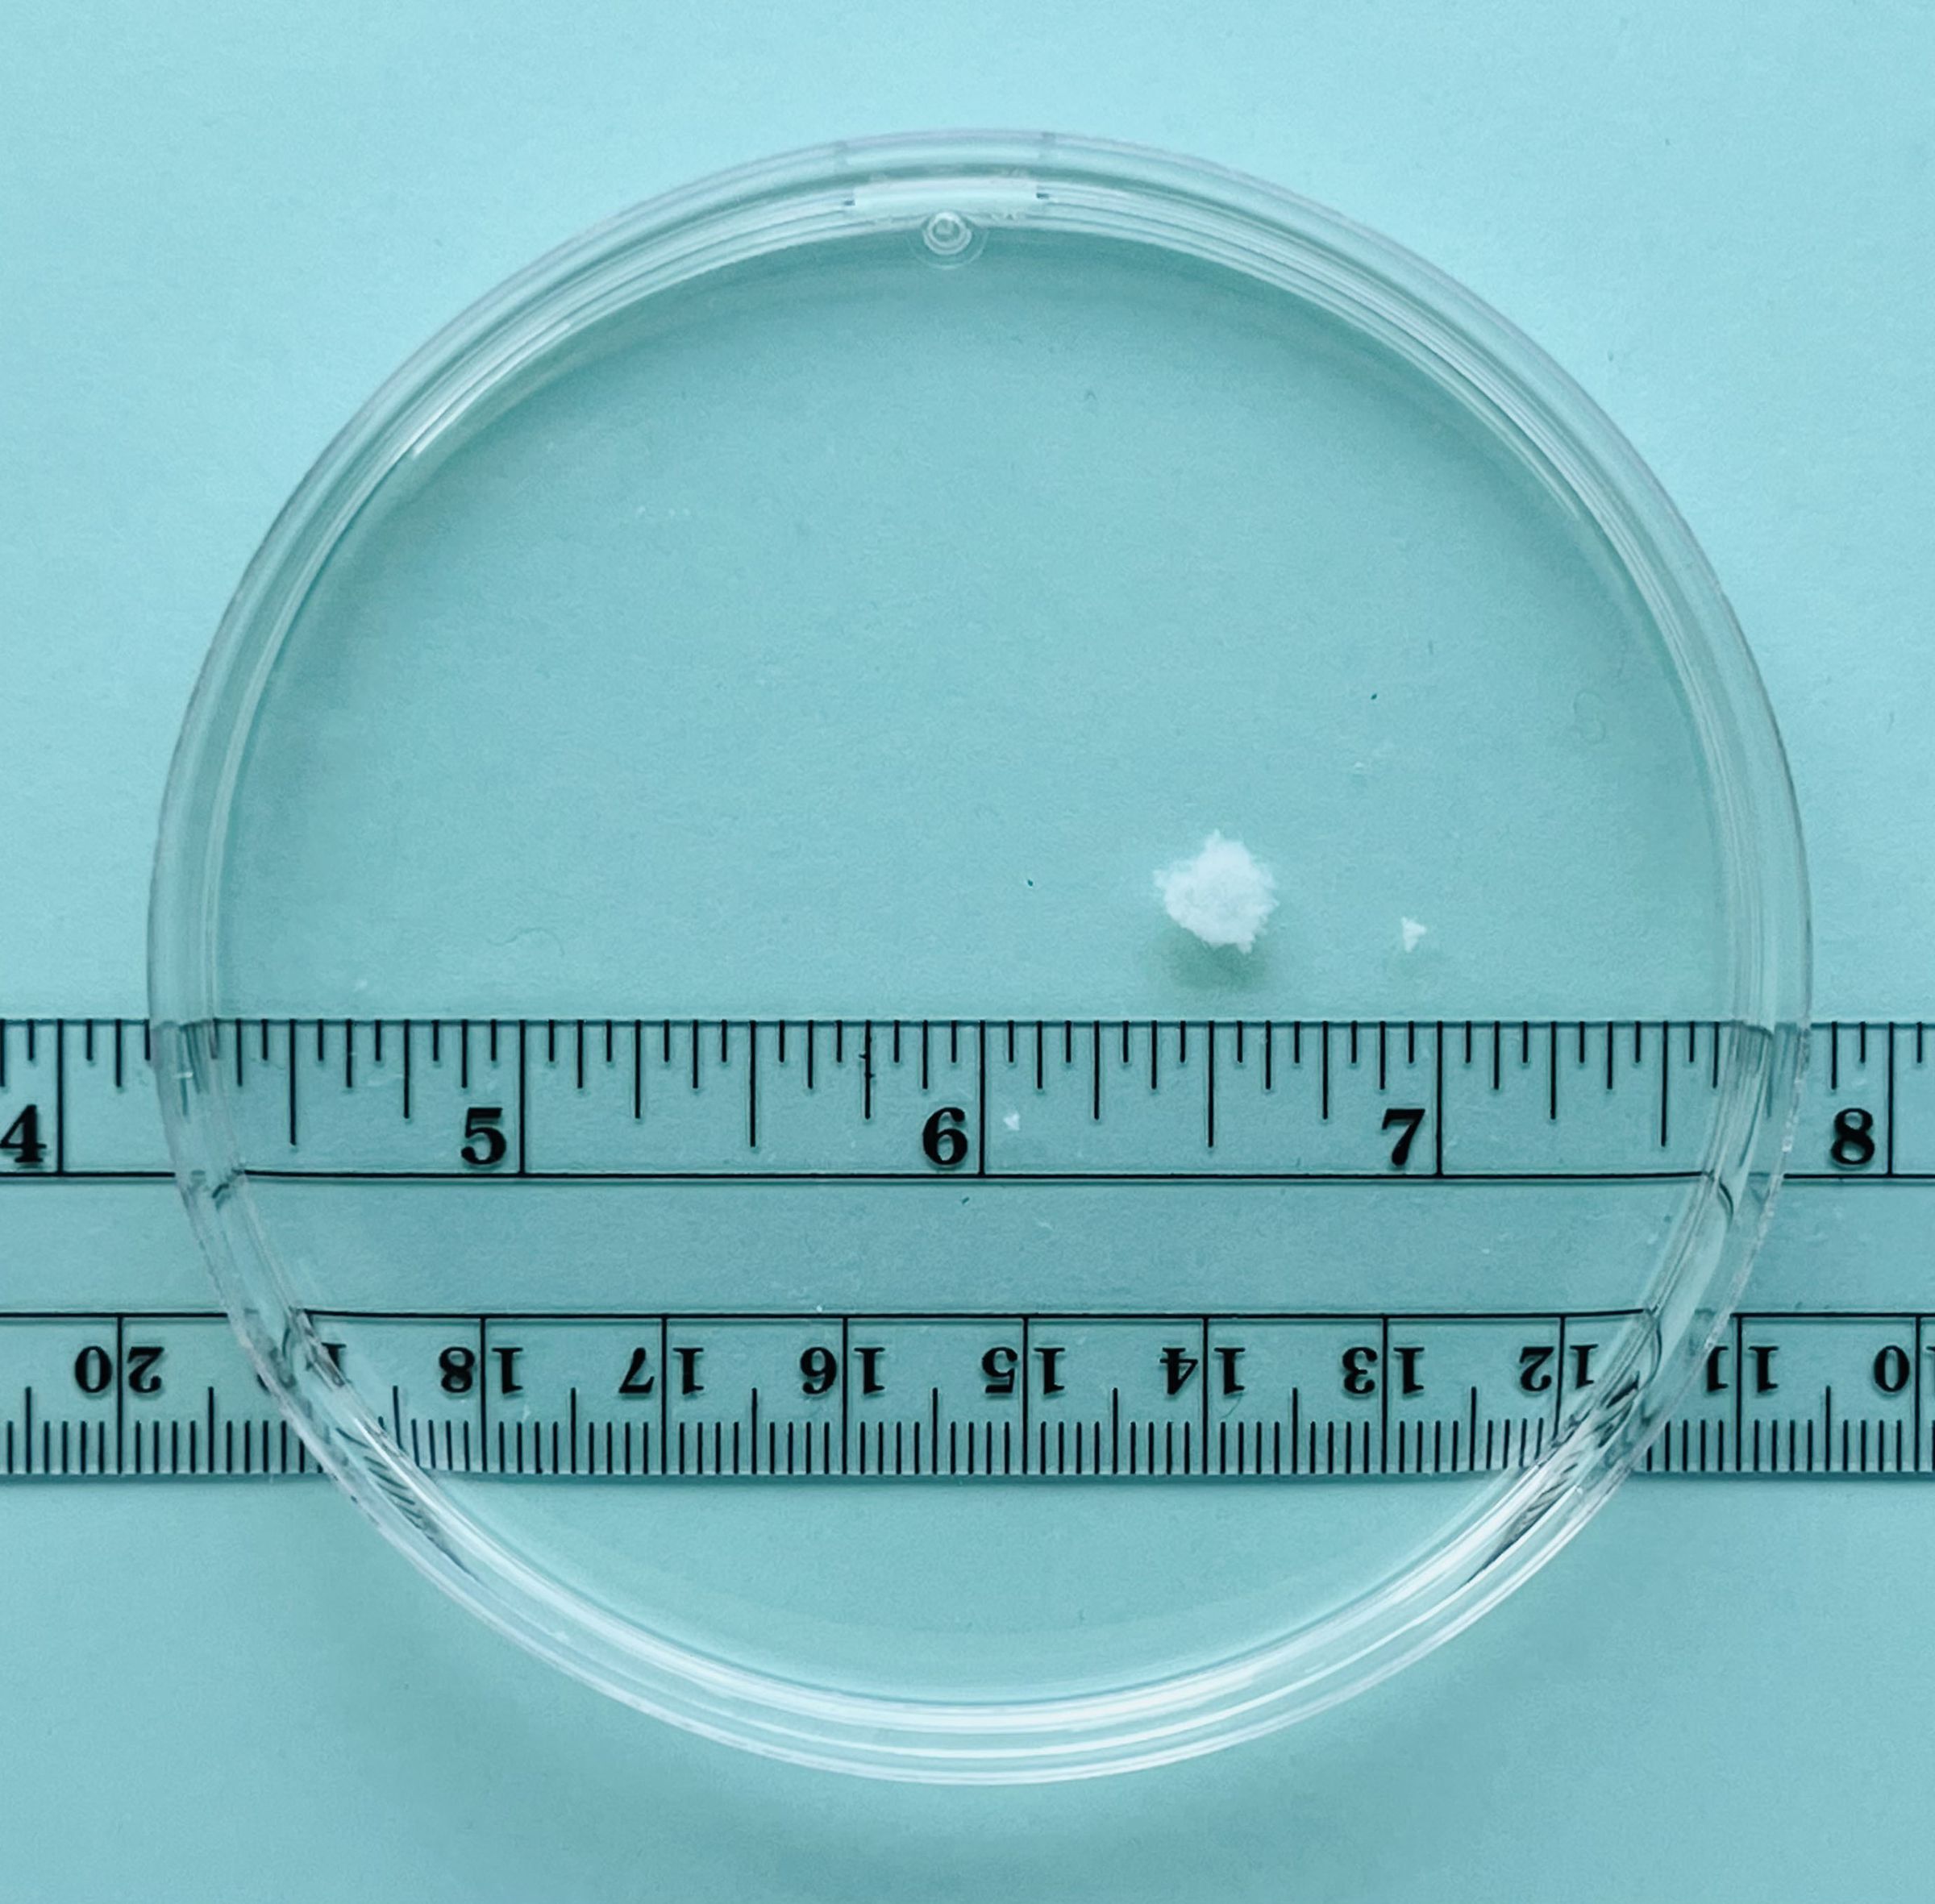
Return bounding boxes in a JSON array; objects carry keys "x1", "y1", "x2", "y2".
[
  {"x1": 1, "y1": 1014, "x2": 1933, "y2": 1484},
  {"x1": 0, "y1": 1012, "x2": 1924, "y2": 1182}
]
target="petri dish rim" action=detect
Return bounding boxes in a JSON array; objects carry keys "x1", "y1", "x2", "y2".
[{"x1": 148, "y1": 131, "x2": 1810, "y2": 1781}]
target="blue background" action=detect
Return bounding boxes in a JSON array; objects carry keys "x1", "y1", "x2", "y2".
[{"x1": 2, "y1": 3, "x2": 1931, "y2": 1897}]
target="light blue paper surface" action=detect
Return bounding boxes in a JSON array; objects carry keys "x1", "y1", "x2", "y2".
[{"x1": 2, "y1": 3, "x2": 1931, "y2": 1896}]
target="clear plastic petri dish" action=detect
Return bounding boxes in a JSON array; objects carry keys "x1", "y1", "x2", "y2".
[{"x1": 150, "y1": 133, "x2": 1808, "y2": 1781}]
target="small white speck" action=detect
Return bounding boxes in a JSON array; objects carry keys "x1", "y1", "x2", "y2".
[
  {"x1": 1154, "y1": 832, "x2": 1278, "y2": 953},
  {"x1": 1400, "y1": 917, "x2": 1429, "y2": 953},
  {"x1": 1002, "y1": 1110, "x2": 1022, "y2": 1132}
]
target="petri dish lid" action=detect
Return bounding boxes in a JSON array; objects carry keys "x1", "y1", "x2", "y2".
[{"x1": 151, "y1": 133, "x2": 1808, "y2": 1781}]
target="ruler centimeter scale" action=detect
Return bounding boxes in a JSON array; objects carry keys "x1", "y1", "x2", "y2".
[{"x1": 0, "y1": 1013, "x2": 1929, "y2": 1485}]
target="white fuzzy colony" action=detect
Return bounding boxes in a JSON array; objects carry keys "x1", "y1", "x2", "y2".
[{"x1": 1153, "y1": 832, "x2": 1278, "y2": 954}]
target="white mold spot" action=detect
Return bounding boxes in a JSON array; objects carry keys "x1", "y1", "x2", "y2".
[
  {"x1": 1154, "y1": 832, "x2": 1278, "y2": 954},
  {"x1": 1400, "y1": 917, "x2": 1429, "y2": 954}
]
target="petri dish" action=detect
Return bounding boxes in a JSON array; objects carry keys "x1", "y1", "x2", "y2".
[{"x1": 149, "y1": 134, "x2": 1808, "y2": 1781}]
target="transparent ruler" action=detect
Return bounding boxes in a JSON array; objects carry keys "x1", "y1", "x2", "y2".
[{"x1": 0, "y1": 1014, "x2": 1929, "y2": 1482}]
